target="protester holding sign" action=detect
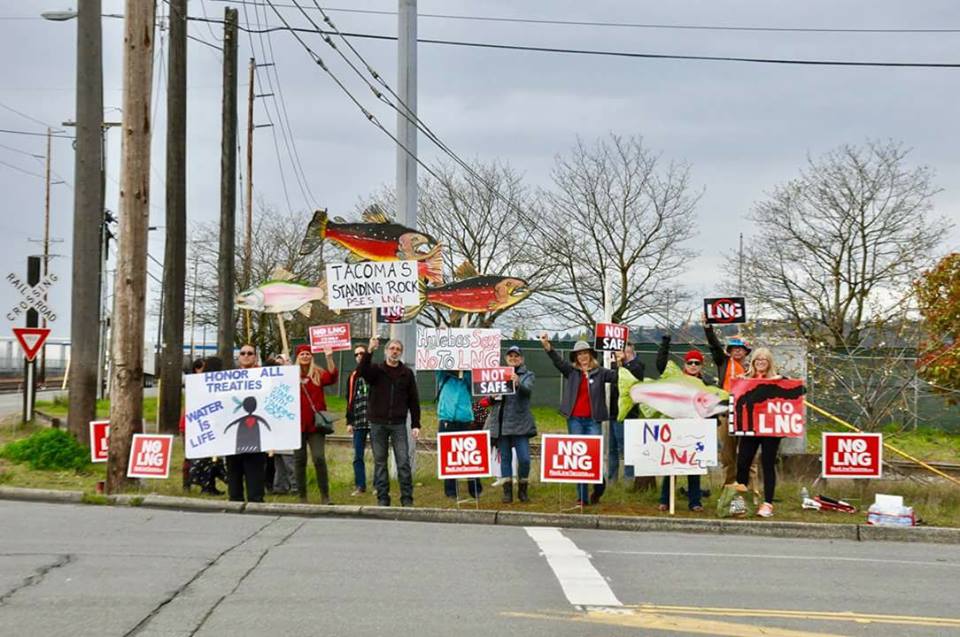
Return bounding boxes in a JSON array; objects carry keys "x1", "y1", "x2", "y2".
[
  {"x1": 485, "y1": 345, "x2": 537, "y2": 503},
  {"x1": 296, "y1": 344, "x2": 338, "y2": 504},
  {"x1": 735, "y1": 347, "x2": 784, "y2": 518},
  {"x1": 437, "y1": 369, "x2": 483, "y2": 500},
  {"x1": 359, "y1": 337, "x2": 422, "y2": 507},
  {"x1": 226, "y1": 347, "x2": 269, "y2": 503},
  {"x1": 610, "y1": 343, "x2": 645, "y2": 486},
  {"x1": 345, "y1": 345, "x2": 371, "y2": 496},
  {"x1": 703, "y1": 314, "x2": 756, "y2": 489},
  {"x1": 541, "y1": 335, "x2": 617, "y2": 506},
  {"x1": 654, "y1": 336, "x2": 705, "y2": 512}
]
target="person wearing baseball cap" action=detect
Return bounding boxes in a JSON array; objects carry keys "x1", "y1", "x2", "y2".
[
  {"x1": 486, "y1": 345, "x2": 537, "y2": 503},
  {"x1": 702, "y1": 315, "x2": 756, "y2": 489}
]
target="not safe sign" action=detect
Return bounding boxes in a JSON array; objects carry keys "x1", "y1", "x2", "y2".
[
  {"x1": 127, "y1": 434, "x2": 174, "y2": 479},
  {"x1": 594, "y1": 322, "x2": 629, "y2": 352},
  {"x1": 822, "y1": 433, "x2": 882, "y2": 479},
  {"x1": 437, "y1": 430, "x2": 492, "y2": 479},
  {"x1": 308, "y1": 322, "x2": 352, "y2": 352},
  {"x1": 89, "y1": 420, "x2": 109, "y2": 463},
  {"x1": 471, "y1": 367, "x2": 515, "y2": 396},
  {"x1": 704, "y1": 297, "x2": 746, "y2": 324},
  {"x1": 540, "y1": 434, "x2": 603, "y2": 484}
]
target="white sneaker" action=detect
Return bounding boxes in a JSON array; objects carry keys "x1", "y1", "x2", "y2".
[{"x1": 757, "y1": 502, "x2": 774, "y2": 518}]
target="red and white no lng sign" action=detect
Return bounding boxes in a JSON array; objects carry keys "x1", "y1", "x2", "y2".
[
  {"x1": 437, "y1": 430, "x2": 492, "y2": 479},
  {"x1": 540, "y1": 434, "x2": 603, "y2": 484},
  {"x1": 127, "y1": 434, "x2": 174, "y2": 479},
  {"x1": 822, "y1": 433, "x2": 882, "y2": 478}
]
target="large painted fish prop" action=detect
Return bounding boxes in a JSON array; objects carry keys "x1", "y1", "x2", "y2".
[
  {"x1": 402, "y1": 275, "x2": 531, "y2": 321},
  {"x1": 235, "y1": 268, "x2": 326, "y2": 319},
  {"x1": 617, "y1": 362, "x2": 729, "y2": 421},
  {"x1": 299, "y1": 205, "x2": 443, "y2": 284}
]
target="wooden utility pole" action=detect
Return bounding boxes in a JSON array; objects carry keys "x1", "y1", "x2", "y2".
[
  {"x1": 68, "y1": 0, "x2": 104, "y2": 446},
  {"x1": 244, "y1": 56, "x2": 255, "y2": 343},
  {"x1": 217, "y1": 7, "x2": 239, "y2": 367},
  {"x1": 159, "y1": 0, "x2": 188, "y2": 434},
  {"x1": 106, "y1": 0, "x2": 156, "y2": 493}
]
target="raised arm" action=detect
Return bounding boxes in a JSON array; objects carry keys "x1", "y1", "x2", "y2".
[
  {"x1": 656, "y1": 335, "x2": 671, "y2": 374},
  {"x1": 702, "y1": 316, "x2": 727, "y2": 367}
]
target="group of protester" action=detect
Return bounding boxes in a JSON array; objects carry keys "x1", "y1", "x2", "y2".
[{"x1": 182, "y1": 316, "x2": 785, "y2": 517}]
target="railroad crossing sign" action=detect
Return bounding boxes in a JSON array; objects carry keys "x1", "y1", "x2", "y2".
[{"x1": 6, "y1": 271, "x2": 59, "y2": 322}]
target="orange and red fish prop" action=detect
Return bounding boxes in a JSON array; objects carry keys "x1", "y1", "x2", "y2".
[
  {"x1": 300, "y1": 206, "x2": 443, "y2": 284},
  {"x1": 403, "y1": 275, "x2": 530, "y2": 320}
]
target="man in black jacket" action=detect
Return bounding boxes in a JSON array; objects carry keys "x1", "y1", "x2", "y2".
[
  {"x1": 609, "y1": 343, "x2": 645, "y2": 483},
  {"x1": 358, "y1": 337, "x2": 421, "y2": 507}
]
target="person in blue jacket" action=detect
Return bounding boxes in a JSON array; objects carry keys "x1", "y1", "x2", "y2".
[{"x1": 436, "y1": 369, "x2": 482, "y2": 499}]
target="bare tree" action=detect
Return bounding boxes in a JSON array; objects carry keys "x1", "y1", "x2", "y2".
[
  {"x1": 533, "y1": 134, "x2": 699, "y2": 329},
  {"x1": 361, "y1": 160, "x2": 552, "y2": 328},
  {"x1": 732, "y1": 140, "x2": 948, "y2": 350},
  {"x1": 187, "y1": 202, "x2": 339, "y2": 359}
]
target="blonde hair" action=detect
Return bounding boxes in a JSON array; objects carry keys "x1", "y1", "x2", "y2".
[
  {"x1": 745, "y1": 347, "x2": 779, "y2": 378},
  {"x1": 575, "y1": 349, "x2": 599, "y2": 371}
]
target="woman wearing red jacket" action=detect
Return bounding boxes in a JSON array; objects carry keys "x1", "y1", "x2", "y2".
[{"x1": 296, "y1": 344, "x2": 338, "y2": 504}]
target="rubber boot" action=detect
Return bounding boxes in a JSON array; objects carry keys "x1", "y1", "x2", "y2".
[
  {"x1": 501, "y1": 479, "x2": 513, "y2": 504},
  {"x1": 517, "y1": 479, "x2": 529, "y2": 503}
]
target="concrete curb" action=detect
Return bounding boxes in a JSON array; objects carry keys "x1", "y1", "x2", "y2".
[
  {"x1": 1, "y1": 488, "x2": 958, "y2": 544},
  {"x1": 0, "y1": 486, "x2": 83, "y2": 503},
  {"x1": 141, "y1": 494, "x2": 245, "y2": 513}
]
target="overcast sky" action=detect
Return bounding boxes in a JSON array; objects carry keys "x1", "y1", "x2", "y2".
[{"x1": 1, "y1": 0, "x2": 958, "y2": 349}]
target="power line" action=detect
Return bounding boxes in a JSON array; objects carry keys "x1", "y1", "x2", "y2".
[
  {"x1": 262, "y1": 1, "x2": 445, "y2": 185},
  {"x1": 184, "y1": 15, "x2": 960, "y2": 68},
  {"x1": 0, "y1": 158, "x2": 45, "y2": 179},
  {"x1": 0, "y1": 129, "x2": 73, "y2": 139},
  {"x1": 0, "y1": 101, "x2": 65, "y2": 131},
  {"x1": 0, "y1": 141, "x2": 43, "y2": 159},
  {"x1": 212, "y1": 1, "x2": 960, "y2": 35}
]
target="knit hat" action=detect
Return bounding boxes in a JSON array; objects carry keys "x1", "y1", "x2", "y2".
[
  {"x1": 685, "y1": 349, "x2": 704, "y2": 363},
  {"x1": 295, "y1": 344, "x2": 312, "y2": 356}
]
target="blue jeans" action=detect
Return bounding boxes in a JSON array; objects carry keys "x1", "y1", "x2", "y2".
[
  {"x1": 659, "y1": 474, "x2": 702, "y2": 509},
  {"x1": 497, "y1": 435, "x2": 531, "y2": 480},
  {"x1": 607, "y1": 420, "x2": 634, "y2": 480},
  {"x1": 567, "y1": 417, "x2": 606, "y2": 504},
  {"x1": 439, "y1": 420, "x2": 482, "y2": 498},
  {"x1": 371, "y1": 423, "x2": 413, "y2": 506},
  {"x1": 352, "y1": 427, "x2": 370, "y2": 490}
]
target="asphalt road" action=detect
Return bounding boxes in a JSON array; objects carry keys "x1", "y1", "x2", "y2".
[{"x1": 1, "y1": 500, "x2": 958, "y2": 636}]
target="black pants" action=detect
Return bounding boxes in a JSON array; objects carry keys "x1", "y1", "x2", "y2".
[
  {"x1": 226, "y1": 452, "x2": 267, "y2": 503},
  {"x1": 736, "y1": 437, "x2": 781, "y2": 504}
]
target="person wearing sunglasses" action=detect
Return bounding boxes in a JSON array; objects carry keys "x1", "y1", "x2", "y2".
[
  {"x1": 225, "y1": 345, "x2": 268, "y2": 503},
  {"x1": 654, "y1": 336, "x2": 706, "y2": 512},
  {"x1": 345, "y1": 345, "x2": 371, "y2": 496}
]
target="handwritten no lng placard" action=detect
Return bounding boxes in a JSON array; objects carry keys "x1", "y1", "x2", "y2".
[
  {"x1": 326, "y1": 260, "x2": 419, "y2": 310},
  {"x1": 416, "y1": 327, "x2": 501, "y2": 371},
  {"x1": 471, "y1": 367, "x2": 515, "y2": 396},
  {"x1": 624, "y1": 419, "x2": 717, "y2": 477}
]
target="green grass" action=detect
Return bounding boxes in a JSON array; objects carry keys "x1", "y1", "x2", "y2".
[{"x1": 2, "y1": 414, "x2": 960, "y2": 527}]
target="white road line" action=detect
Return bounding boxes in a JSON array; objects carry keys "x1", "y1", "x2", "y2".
[
  {"x1": 594, "y1": 549, "x2": 960, "y2": 568},
  {"x1": 525, "y1": 527, "x2": 622, "y2": 608}
]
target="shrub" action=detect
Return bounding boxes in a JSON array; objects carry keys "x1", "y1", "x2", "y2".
[{"x1": 0, "y1": 428, "x2": 89, "y2": 471}]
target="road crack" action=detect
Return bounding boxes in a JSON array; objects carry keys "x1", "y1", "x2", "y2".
[
  {"x1": 0, "y1": 553, "x2": 74, "y2": 605},
  {"x1": 123, "y1": 516, "x2": 281, "y2": 636}
]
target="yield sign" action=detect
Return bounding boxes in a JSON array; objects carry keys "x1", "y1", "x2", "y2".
[{"x1": 13, "y1": 327, "x2": 51, "y2": 362}]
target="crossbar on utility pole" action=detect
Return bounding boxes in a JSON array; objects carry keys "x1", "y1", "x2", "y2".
[
  {"x1": 218, "y1": 8, "x2": 239, "y2": 367},
  {"x1": 106, "y1": 0, "x2": 156, "y2": 493},
  {"x1": 67, "y1": 0, "x2": 104, "y2": 446}
]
